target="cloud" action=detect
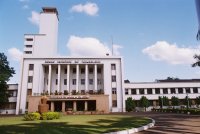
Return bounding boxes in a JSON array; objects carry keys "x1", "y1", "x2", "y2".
[
  {"x1": 67, "y1": 36, "x2": 111, "y2": 56},
  {"x1": 8, "y1": 48, "x2": 23, "y2": 62},
  {"x1": 70, "y1": 2, "x2": 99, "y2": 16},
  {"x1": 142, "y1": 41, "x2": 200, "y2": 65},
  {"x1": 113, "y1": 45, "x2": 123, "y2": 56},
  {"x1": 28, "y1": 11, "x2": 40, "y2": 26},
  {"x1": 19, "y1": 0, "x2": 29, "y2": 2},
  {"x1": 23, "y1": 5, "x2": 29, "y2": 9}
]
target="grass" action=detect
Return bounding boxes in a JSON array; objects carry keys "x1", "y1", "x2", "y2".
[{"x1": 0, "y1": 114, "x2": 151, "y2": 134}]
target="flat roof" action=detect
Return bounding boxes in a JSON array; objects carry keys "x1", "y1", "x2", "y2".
[{"x1": 42, "y1": 7, "x2": 58, "y2": 16}]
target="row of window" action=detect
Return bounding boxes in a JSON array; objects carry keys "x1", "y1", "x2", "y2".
[
  {"x1": 125, "y1": 87, "x2": 199, "y2": 95},
  {"x1": 44, "y1": 78, "x2": 103, "y2": 85},
  {"x1": 0, "y1": 102, "x2": 16, "y2": 109}
]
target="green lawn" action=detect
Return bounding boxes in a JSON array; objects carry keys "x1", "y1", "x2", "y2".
[{"x1": 0, "y1": 115, "x2": 151, "y2": 134}]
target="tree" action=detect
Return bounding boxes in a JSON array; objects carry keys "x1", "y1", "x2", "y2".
[
  {"x1": 196, "y1": 96, "x2": 200, "y2": 107},
  {"x1": 171, "y1": 96, "x2": 179, "y2": 108},
  {"x1": 0, "y1": 53, "x2": 15, "y2": 109},
  {"x1": 139, "y1": 96, "x2": 150, "y2": 111},
  {"x1": 192, "y1": 54, "x2": 200, "y2": 67},
  {"x1": 158, "y1": 96, "x2": 169, "y2": 108},
  {"x1": 183, "y1": 96, "x2": 191, "y2": 109},
  {"x1": 125, "y1": 97, "x2": 136, "y2": 112}
]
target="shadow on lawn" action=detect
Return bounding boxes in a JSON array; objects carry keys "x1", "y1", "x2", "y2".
[{"x1": 0, "y1": 117, "x2": 151, "y2": 134}]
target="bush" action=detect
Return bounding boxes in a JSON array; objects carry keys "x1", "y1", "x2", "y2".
[
  {"x1": 24, "y1": 112, "x2": 41, "y2": 121},
  {"x1": 41, "y1": 112, "x2": 60, "y2": 120}
]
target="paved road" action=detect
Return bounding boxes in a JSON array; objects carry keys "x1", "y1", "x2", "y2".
[{"x1": 127, "y1": 112, "x2": 200, "y2": 134}]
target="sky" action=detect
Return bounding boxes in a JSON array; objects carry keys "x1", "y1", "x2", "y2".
[{"x1": 1, "y1": 0, "x2": 200, "y2": 83}]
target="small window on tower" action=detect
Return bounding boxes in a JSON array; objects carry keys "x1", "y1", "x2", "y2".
[
  {"x1": 28, "y1": 76, "x2": 33, "y2": 83},
  {"x1": 64, "y1": 68, "x2": 67, "y2": 74},
  {"x1": 64, "y1": 79, "x2": 67, "y2": 85},
  {"x1": 29, "y1": 64, "x2": 34, "y2": 70},
  {"x1": 26, "y1": 38, "x2": 33, "y2": 41},
  {"x1": 73, "y1": 68, "x2": 76, "y2": 74},
  {"x1": 111, "y1": 64, "x2": 116, "y2": 70}
]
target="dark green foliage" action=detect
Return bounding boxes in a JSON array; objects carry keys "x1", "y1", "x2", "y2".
[
  {"x1": 0, "y1": 53, "x2": 15, "y2": 108},
  {"x1": 125, "y1": 97, "x2": 136, "y2": 112},
  {"x1": 41, "y1": 112, "x2": 60, "y2": 120},
  {"x1": 158, "y1": 96, "x2": 169, "y2": 108},
  {"x1": 139, "y1": 96, "x2": 150, "y2": 111},
  {"x1": 196, "y1": 96, "x2": 200, "y2": 106},
  {"x1": 183, "y1": 96, "x2": 191, "y2": 109},
  {"x1": 192, "y1": 54, "x2": 200, "y2": 67},
  {"x1": 171, "y1": 96, "x2": 180, "y2": 107},
  {"x1": 24, "y1": 112, "x2": 41, "y2": 121}
]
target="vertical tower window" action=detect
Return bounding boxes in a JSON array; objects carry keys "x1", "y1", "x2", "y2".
[
  {"x1": 29, "y1": 64, "x2": 34, "y2": 70},
  {"x1": 64, "y1": 68, "x2": 67, "y2": 74},
  {"x1": 28, "y1": 76, "x2": 33, "y2": 83},
  {"x1": 112, "y1": 88, "x2": 117, "y2": 94},
  {"x1": 72, "y1": 79, "x2": 76, "y2": 85},
  {"x1": 56, "y1": 68, "x2": 58, "y2": 74},
  {"x1": 56, "y1": 79, "x2": 58, "y2": 85},
  {"x1": 64, "y1": 79, "x2": 67, "y2": 85},
  {"x1": 111, "y1": 64, "x2": 116, "y2": 70},
  {"x1": 73, "y1": 68, "x2": 76, "y2": 74},
  {"x1": 111, "y1": 76, "x2": 116, "y2": 82},
  {"x1": 81, "y1": 79, "x2": 85, "y2": 85},
  {"x1": 89, "y1": 79, "x2": 93, "y2": 85}
]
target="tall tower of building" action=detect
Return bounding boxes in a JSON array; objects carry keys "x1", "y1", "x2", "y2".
[{"x1": 23, "y1": 7, "x2": 58, "y2": 57}]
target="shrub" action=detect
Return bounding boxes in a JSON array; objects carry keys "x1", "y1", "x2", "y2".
[
  {"x1": 24, "y1": 112, "x2": 41, "y2": 121},
  {"x1": 41, "y1": 112, "x2": 60, "y2": 120}
]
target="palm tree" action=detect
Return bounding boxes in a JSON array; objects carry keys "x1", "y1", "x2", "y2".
[{"x1": 192, "y1": 54, "x2": 200, "y2": 67}]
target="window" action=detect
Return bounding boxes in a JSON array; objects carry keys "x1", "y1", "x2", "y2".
[
  {"x1": 131, "y1": 89, "x2": 136, "y2": 95},
  {"x1": 81, "y1": 68, "x2": 85, "y2": 74},
  {"x1": 163, "y1": 88, "x2": 168, "y2": 94},
  {"x1": 89, "y1": 79, "x2": 93, "y2": 85},
  {"x1": 147, "y1": 88, "x2": 152, "y2": 94},
  {"x1": 26, "y1": 45, "x2": 32, "y2": 48},
  {"x1": 27, "y1": 89, "x2": 32, "y2": 96},
  {"x1": 97, "y1": 68, "x2": 101, "y2": 73},
  {"x1": 29, "y1": 64, "x2": 34, "y2": 70},
  {"x1": 112, "y1": 88, "x2": 117, "y2": 94},
  {"x1": 64, "y1": 79, "x2": 67, "y2": 85},
  {"x1": 112, "y1": 76, "x2": 116, "y2": 82},
  {"x1": 73, "y1": 68, "x2": 76, "y2": 74},
  {"x1": 89, "y1": 68, "x2": 93, "y2": 74},
  {"x1": 81, "y1": 79, "x2": 85, "y2": 85},
  {"x1": 47, "y1": 79, "x2": 48, "y2": 85},
  {"x1": 26, "y1": 38, "x2": 33, "y2": 41},
  {"x1": 185, "y1": 88, "x2": 190, "y2": 93},
  {"x1": 8, "y1": 90, "x2": 16, "y2": 97},
  {"x1": 155, "y1": 88, "x2": 160, "y2": 94},
  {"x1": 171, "y1": 88, "x2": 176, "y2": 94},
  {"x1": 178, "y1": 88, "x2": 183, "y2": 94},
  {"x1": 125, "y1": 89, "x2": 129, "y2": 95},
  {"x1": 139, "y1": 89, "x2": 144, "y2": 94},
  {"x1": 97, "y1": 79, "x2": 101, "y2": 85},
  {"x1": 72, "y1": 79, "x2": 76, "y2": 85},
  {"x1": 64, "y1": 68, "x2": 67, "y2": 74},
  {"x1": 193, "y1": 88, "x2": 198, "y2": 93},
  {"x1": 112, "y1": 100, "x2": 117, "y2": 107},
  {"x1": 111, "y1": 64, "x2": 116, "y2": 70},
  {"x1": 25, "y1": 51, "x2": 32, "y2": 54},
  {"x1": 56, "y1": 68, "x2": 58, "y2": 74},
  {"x1": 45, "y1": 66, "x2": 48, "y2": 73},
  {"x1": 56, "y1": 79, "x2": 58, "y2": 85},
  {"x1": 3, "y1": 102, "x2": 16, "y2": 109},
  {"x1": 28, "y1": 76, "x2": 33, "y2": 83}
]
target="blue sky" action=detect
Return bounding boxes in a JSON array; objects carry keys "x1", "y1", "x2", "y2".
[{"x1": 1, "y1": 0, "x2": 200, "y2": 83}]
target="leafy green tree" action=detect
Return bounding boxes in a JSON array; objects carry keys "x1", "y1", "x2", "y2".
[
  {"x1": 158, "y1": 96, "x2": 169, "y2": 108},
  {"x1": 192, "y1": 54, "x2": 200, "y2": 67},
  {"x1": 196, "y1": 96, "x2": 200, "y2": 107},
  {"x1": 183, "y1": 96, "x2": 191, "y2": 109},
  {"x1": 125, "y1": 97, "x2": 136, "y2": 112},
  {"x1": 0, "y1": 53, "x2": 15, "y2": 109},
  {"x1": 171, "y1": 96, "x2": 179, "y2": 108},
  {"x1": 139, "y1": 96, "x2": 150, "y2": 111}
]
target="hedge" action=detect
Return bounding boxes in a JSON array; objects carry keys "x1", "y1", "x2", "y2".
[
  {"x1": 41, "y1": 112, "x2": 60, "y2": 120},
  {"x1": 24, "y1": 112, "x2": 41, "y2": 121},
  {"x1": 152, "y1": 108, "x2": 200, "y2": 115}
]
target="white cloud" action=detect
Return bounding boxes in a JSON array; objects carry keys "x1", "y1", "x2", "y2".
[
  {"x1": 70, "y1": 2, "x2": 99, "y2": 16},
  {"x1": 23, "y1": 5, "x2": 29, "y2": 9},
  {"x1": 142, "y1": 41, "x2": 200, "y2": 65},
  {"x1": 8, "y1": 48, "x2": 23, "y2": 62},
  {"x1": 28, "y1": 11, "x2": 40, "y2": 26},
  {"x1": 67, "y1": 36, "x2": 111, "y2": 56},
  {"x1": 19, "y1": 0, "x2": 29, "y2": 2},
  {"x1": 113, "y1": 45, "x2": 123, "y2": 56}
]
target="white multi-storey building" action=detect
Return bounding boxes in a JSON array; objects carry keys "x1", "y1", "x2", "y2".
[{"x1": 1, "y1": 7, "x2": 200, "y2": 115}]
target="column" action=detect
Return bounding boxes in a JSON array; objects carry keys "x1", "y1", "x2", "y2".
[
  {"x1": 58, "y1": 64, "x2": 61, "y2": 92},
  {"x1": 136, "y1": 89, "x2": 139, "y2": 95},
  {"x1": 85, "y1": 64, "x2": 88, "y2": 92},
  {"x1": 76, "y1": 64, "x2": 79, "y2": 92},
  {"x1": 190, "y1": 88, "x2": 193, "y2": 94},
  {"x1": 198, "y1": 88, "x2": 200, "y2": 93},
  {"x1": 152, "y1": 88, "x2": 155, "y2": 94},
  {"x1": 84, "y1": 101, "x2": 88, "y2": 111},
  {"x1": 67, "y1": 65, "x2": 70, "y2": 93},
  {"x1": 160, "y1": 88, "x2": 163, "y2": 94},
  {"x1": 168, "y1": 88, "x2": 171, "y2": 94},
  {"x1": 51, "y1": 101, "x2": 54, "y2": 112},
  {"x1": 175, "y1": 88, "x2": 178, "y2": 94},
  {"x1": 48, "y1": 64, "x2": 52, "y2": 94},
  {"x1": 183, "y1": 88, "x2": 186, "y2": 94},
  {"x1": 73, "y1": 101, "x2": 77, "y2": 111},
  {"x1": 144, "y1": 88, "x2": 147, "y2": 94},
  {"x1": 62, "y1": 101, "x2": 65, "y2": 112},
  {"x1": 94, "y1": 64, "x2": 97, "y2": 91}
]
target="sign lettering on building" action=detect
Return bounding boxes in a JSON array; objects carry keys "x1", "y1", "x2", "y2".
[
  {"x1": 44, "y1": 60, "x2": 101, "y2": 64},
  {"x1": 49, "y1": 95, "x2": 89, "y2": 99}
]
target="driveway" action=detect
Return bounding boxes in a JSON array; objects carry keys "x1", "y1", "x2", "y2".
[{"x1": 126, "y1": 112, "x2": 200, "y2": 134}]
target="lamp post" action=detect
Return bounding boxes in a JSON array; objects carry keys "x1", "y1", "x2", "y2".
[
  {"x1": 186, "y1": 93, "x2": 189, "y2": 111},
  {"x1": 161, "y1": 95, "x2": 163, "y2": 109}
]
